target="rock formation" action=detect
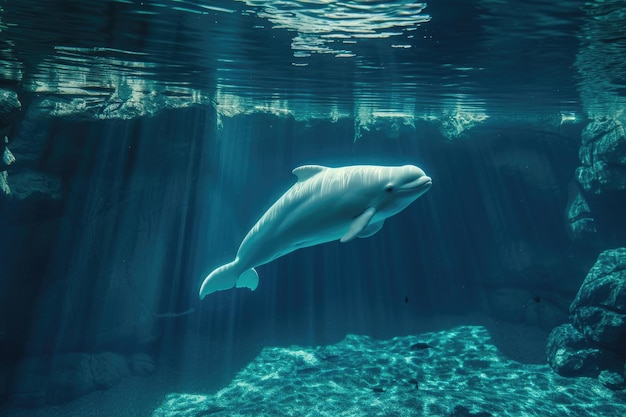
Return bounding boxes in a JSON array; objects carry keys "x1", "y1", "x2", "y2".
[
  {"x1": 576, "y1": 117, "x2": 626, "y2": 195},
  {"x1": 546, "y1": 248, "x2": 626, "y2": 389},
  {"x1": 0, "y1": 89, "x2": 21, "y2": 199}
]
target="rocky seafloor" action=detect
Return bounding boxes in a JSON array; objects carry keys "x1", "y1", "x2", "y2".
[
  {"x1": 152, "y1": 325, "x2": 626, "y2": 417},
  {"x1": 5, "y1": 322, "x2": 625, "y2": 417}
]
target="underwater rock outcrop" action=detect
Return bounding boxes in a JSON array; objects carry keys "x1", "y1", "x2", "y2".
[
  {"x1": 30, "y1": 88, "x2": 210, "y2": 121},
  {"x1": 0, "y1": 89, "x2": 21, "y2": 198},
  {"x1": 0, "y1": 94, "x2": 66, "y2": 224},
  {"x1": 546, "y1": 323, "x2": 621, "y2": 377},
  {"x1": 0, "y1": 89, "x2": 21, "y2": 134},
  {"x1": 570, "y1": 248, "x2": 626, "y2": 354},
  {"x1": 547, "y1": 248, "x2": 626, "y2": 389},
  {"x1": 0, "y1": 136, "x2": 15, "y2": 196},
  {"x1": 1, "y1": 107, "x2": 207, "y2": 365},
  {"x1": 565, "y1": 181, "x2": 599, "y2": 244},
  {"x1": 576, "y1": 117, "x2": 626, "y2": 194}
]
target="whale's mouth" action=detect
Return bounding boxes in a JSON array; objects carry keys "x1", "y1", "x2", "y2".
[{"x1": 398, "y1": 176, "x2": 432, "y2": 193}]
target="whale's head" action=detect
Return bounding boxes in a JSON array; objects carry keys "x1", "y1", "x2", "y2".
[
  {"x1": 366, "y1": 164, "x2": 432, "y2": 218},
  {"x1": 385, "y1": 164, "x2": 432, "y2": 197}
]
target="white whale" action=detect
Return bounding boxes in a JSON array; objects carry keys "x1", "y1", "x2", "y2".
[{"x1": 199, "y1": 164, "x2": 432, "y2": 299}]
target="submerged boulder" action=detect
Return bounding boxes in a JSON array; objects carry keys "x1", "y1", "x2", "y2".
[
  {"x1": 47, "y1": 353, "x2": 98, "y2": 404},
  {"x1": 0, "y1": 89, "x2": 21, "y2": 134},
  {"x1": 570, "y1": 247, "x2": 626, "y2": 354},
  {"x1": 90, "y1": 352, "x2": 130, "y2": 390},
  {"x1": 1, "y1": 135, "x2": 16, "y2": 171},
  {"x1": 128, "y1": 353, "x2": 157, "y2": 377},
  {"x1": 546, "y1": 324, "x2": 621, "y2": 378},
  {"x1": 0, "y1": 89, "x2": 21, "y2": 199},
  {"x1": 576, "y1": 117, "x2": 626, "y2": 194},
  {"x1": 564, "y1": 181, "x2": 598, "y2": 244},
  {"x1": 547, "y1": 248, "x2": 626, "y2": 389}
]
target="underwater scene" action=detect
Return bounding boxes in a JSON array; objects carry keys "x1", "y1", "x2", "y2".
[{"x1": 1, "y1": 0, "x2": 626, "y2": 416}]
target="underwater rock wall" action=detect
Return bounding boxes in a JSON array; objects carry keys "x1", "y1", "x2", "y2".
[
  {"x1": 0, "y1": 89, "x2": 21, "y2": 198},
  {"x1": 576, "y1": 117, "x2": 626, "y2": 194},
  {"x1": 565, "y1": 116, "x2": 626, "y2": 248},
  {"x1": 0, "y1": 97, "x2": 213, "y2": 407},
  {"x1": 569, "y1": 0, "x2": 626, "y2": 248},
  {"x1": 0, "y1": 90, "x2": 20, "y2": 137},
  {"x1": 0, "y1": 91, "x2": 64, "y2": 219},
  {"x1": 570, "y1": 116, "x2": 626, "y2": 247},
  {"x1": 550, "y1": 0, "x2": 626, "y2": 389}
]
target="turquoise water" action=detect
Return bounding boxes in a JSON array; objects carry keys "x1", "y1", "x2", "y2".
[{"x1": 1, "y1": 1, "x2": 626, "y2": 416}]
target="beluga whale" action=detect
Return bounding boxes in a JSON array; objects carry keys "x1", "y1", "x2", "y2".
[{"x1": 199, "y1": 164, "x2": 432, "y2": 299}]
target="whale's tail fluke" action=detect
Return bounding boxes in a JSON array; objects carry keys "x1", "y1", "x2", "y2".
[
  {"x1": 236, "y1": 268, "x2": 259, "y2": 291},
  {"x1": 199, "y1": 260, "x2": 259, "y2": 299}
]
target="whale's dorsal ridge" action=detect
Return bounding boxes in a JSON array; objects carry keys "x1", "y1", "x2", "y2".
[{"x1": 292, "y1": 165, "x2": 328, "y2": 182}]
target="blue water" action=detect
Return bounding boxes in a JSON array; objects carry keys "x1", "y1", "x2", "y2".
[
  {"x1": 1, "y1": 1, "x2": 626, "y2": 416},
  {"x1": 0, "y1": 0, "x2": 590, "y2": 114}
]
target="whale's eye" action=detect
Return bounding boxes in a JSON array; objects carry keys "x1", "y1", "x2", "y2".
[{"x1": 385, "y1": 185, "x2": 395, "y2": 193}]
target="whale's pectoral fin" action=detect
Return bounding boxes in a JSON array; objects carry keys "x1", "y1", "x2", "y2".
[
  {"x1": 341, "y1": 207, "x2": 377, "y2": 243},
  {"x1": 236, "y1": 268, "x2": 259, "y2": 291},
  {"x1": 357, "y1": 219, "x2": 385, "y2": 238},
  {"x1": 199, "y1": 261, "x2": 259, "y2": 299}
]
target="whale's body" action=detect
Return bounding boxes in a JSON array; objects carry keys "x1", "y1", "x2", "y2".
[{"x1": 199, "y1": 164, "x2": 432, "y2": 299}]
